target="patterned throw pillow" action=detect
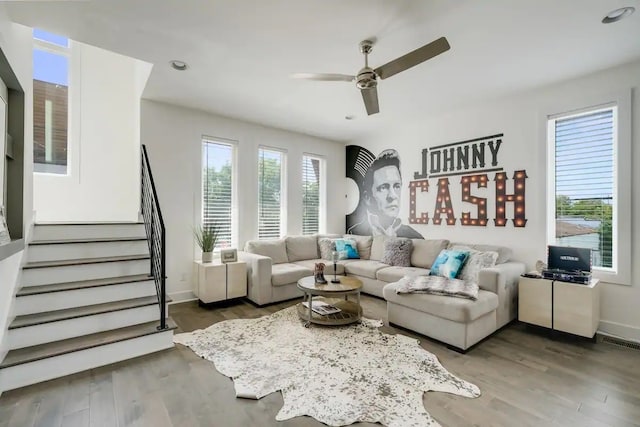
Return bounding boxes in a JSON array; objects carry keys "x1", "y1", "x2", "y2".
[
  {"x1": 451, "y1": 246, "x2": 499, "y2": 284},
  {"x1": 335, "y1": 238, "x2": 360, "y2": 260},
  {"x1": 318, "y1": 238, "x2": 336, "y2": 260},
  {"x1": 429, "y1": 249, "x2": 470, "y2": 279},
  {"x1": 381, "y1": 238, "x2": 412, "y2": 267}
]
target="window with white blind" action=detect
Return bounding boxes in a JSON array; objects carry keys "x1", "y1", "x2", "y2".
[
  {"x1": 202, "y1": 139, "x2": 235, "y2": 250},
  {"x1": 548, "y1": 105, "x2": 616, "y2": 271},
  {"x1": 302, "y1": 155, "x2": 323, "y2": 235},
  {"x1": 258, "y1": 147, "x2": 285, "y2": 239}
]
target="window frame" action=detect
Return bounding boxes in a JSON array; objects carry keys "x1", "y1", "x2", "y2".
[
  {"x1": 301, "y1": 153, "x2": 326, "y2": 235},
  {"x1": 201, "y1": 136, "x2": 238, "y2": 251},
  {"x1": 257, "y1": 145, "x2": 287, "y2": 239},
  {"x1": 545, "y1": 90, "x2": 631, "y2": 285},
  {"x1": 33, "y1": 31, "x2": 73, "y2": 177}
]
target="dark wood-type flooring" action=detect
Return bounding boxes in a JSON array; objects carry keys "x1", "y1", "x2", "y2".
[{"x1": 1, "y1": 295, "x2": 639, "y2": 427}]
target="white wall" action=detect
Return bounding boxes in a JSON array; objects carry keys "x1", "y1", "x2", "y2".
[
  {"x1": 0, "y1": 9, "x2": 33, "y2": 361},
  {"x1": 141, "y1": 100, "x2": 345, "y2": 301},
  {"x1": 350, "y1": 60, "x2": 640, "y2": 342},
  {"x1": 33, "y1": 43, "x2": 152, "y2": 222}
]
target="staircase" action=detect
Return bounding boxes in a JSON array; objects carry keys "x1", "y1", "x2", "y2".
[{"x1": 0, "y1": 222, "x2": 176, "y2": 393}]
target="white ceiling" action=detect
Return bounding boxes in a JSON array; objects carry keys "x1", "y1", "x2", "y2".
[{"x1": 5, "y1": 0, "x2": 640, "y2": 142}]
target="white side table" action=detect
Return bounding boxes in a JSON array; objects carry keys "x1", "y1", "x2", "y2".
[
  {"x1": 193, "y1": 260, "x2": 247, "y2": 304},
  {"x1": 518, "y1": 276, "x2": 600, "y2": 338}
]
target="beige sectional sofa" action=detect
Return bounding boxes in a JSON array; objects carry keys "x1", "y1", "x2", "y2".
[{"x1": 240, "y1": 234, "x2": 525, "y2": 351}]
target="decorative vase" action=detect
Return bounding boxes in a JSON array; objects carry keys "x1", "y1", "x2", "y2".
[{"x1": 202, "y1": 251, "x2": 213, "y2": 263}]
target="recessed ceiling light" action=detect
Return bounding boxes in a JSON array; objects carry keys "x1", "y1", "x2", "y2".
[
  {"x1": 345, "y1": 115, "x2": 355, "y2": 120},
  {"x1": 170, "y1": 60, "x2": 188, "y2": 71},
  {"x1": 602, "y1": 6, "x2": 635, "y2": 23}
]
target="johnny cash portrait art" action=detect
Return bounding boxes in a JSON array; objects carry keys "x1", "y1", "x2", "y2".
[{"x1": 346, "y1": 145, "x2": 424, "y2": 239}]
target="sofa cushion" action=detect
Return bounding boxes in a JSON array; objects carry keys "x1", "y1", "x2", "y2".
[
  {"x1": 411, "y1": 239, "x2": 449, "y2": 269},
  {"x1": 383, "y1": 282, "x2": 499, "y2": 323},
  {"x1": 430, "y1": 249, "x2": 470, "y2": 279},
  {"x1": 245, "y1": 239, "x2": 289, "y2": 264},
  {"x1": 335, "y1": 238, "x2": 360, "y2": 259},
  {"x1": 345, "y1": 234, "x2": 373, "y2": 260},
  {"x1": 344, "y1": 260, "x2": 389, "y2": 279},
  {"x1": 448, "y1": 242, "x2": 512, "y2": 264},
  {"x1": 318, "y1": 238, "x2": 336, "y2": 260},
  {"x1": 376, "y1": 266, "x2": 431, "y2": 283},
  {"x1": 285, "y1": 235, "x2": 318, "y2": 262},
  {"x1": 381, "y1": 238, "x2": 412, "y2": 267},
  {"x1": 369, "y1": 235, "x2": 387, "y2": 261},
  {"x1": 271, "y1": 263, "x2": 312, "y2": 286},
  {"x1": 451, "y1": 247, "x2": 499, "y2": 285},
  {"x1": 292, "y1": 259, "x2": 345, "y2": 275}
]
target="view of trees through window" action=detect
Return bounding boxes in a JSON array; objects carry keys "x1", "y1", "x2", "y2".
[
  {"x1": 202, "y1": 141, "x2": 233, "y2": 249},
  {"x1": 258, "y1": 148, "x2": 284, "y2": 239},
  {"x1": 552, "y1": 107, "x2": 614, "y2": 269}
]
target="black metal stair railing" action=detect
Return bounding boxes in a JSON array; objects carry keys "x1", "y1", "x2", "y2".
[{"x1": 140, "y1": 145, "x2": 167, "y2": 330}]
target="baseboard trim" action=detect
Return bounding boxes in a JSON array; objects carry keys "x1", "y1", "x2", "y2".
[
  {"x1": 168, "y1": 290, "x2": 197, "y2": 304},
  {"x1": 598, "y1": 320, "x2": 640, "y2": 344}
]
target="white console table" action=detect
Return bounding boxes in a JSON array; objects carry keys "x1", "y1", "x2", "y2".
[
  {"x1": 518, "y1": 276, "x2": 600, "y2": 338},
  {"x1": 193, "y1": 260, "x2": 247, "y2": 304}
]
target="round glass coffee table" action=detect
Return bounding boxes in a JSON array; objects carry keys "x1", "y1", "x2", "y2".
[{"x1": 296, "y1": 275, "x2": 363, "y2": 327}]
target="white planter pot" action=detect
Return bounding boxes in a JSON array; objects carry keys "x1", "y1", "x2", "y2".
[{"x1": 202, "y1": 251, "x2": 213, "y2": 263}]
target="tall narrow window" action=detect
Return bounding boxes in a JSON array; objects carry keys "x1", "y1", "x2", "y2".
[
  {"x1": 258, "y1": 147, "x2": 285, "y2": 239},
  {"x1": 33, "y1": 29, "x2": 69, "y2": 174},
  {"x1": 548, "y1": 106, "x2": 615, "y2": 270},
  {"x1": 202, "y1": 139, "x2": 235, "y2": 249},
  {"x1": 302, "y1": 155, "x2": 322, "y2": 235}
]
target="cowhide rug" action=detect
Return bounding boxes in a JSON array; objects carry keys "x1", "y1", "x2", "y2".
[{"x1": 173, "y1": 305, "x2": 480, "y2": 427}]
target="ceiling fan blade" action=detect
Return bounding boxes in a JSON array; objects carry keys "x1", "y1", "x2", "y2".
[
  {"x1": 361, "y1": 87, "x2": 380, "y2": 116},
  {"x1": 374, "y1": 37, "x2": 450, "y2": 80},
  {"x1": 290, "y1": 73, "x2": 355, "y2": 82}
]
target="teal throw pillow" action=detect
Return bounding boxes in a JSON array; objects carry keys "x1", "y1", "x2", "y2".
[
  {"x1": 334, "y1": 239, "x2": 360, "y2": 260},
  {"x1": 430, "y1": 249, "x2": 470, "y2": 279}
]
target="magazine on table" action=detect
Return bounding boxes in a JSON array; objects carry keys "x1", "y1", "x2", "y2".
[{"x1": 302, "y1": 300, "x2": 342, "y2": 315}]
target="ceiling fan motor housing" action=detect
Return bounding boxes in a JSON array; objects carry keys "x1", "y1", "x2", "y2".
[{"x1": 356, "y1": 67, "x2": 377, "y2": 89}]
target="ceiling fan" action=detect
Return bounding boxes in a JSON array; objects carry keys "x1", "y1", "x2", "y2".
[{"x1": 291, "y1": 37, "x2": 450, "y2": 116}]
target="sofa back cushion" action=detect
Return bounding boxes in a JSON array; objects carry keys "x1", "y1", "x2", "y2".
[
  {"x1": 245, "y1": 239, "x2": 289, "y2": 264},
  {"x1": 285, "y1": 235, "x2": 319, "y2": 262},
  {"x1": 411, "y1": 239, "x2": 449, "y2": 269},
  {"x1": 344, "y1": 234, "x2": 373, "y2": 260},
  {"x1": 369, "y1": 235, "x2": 387, "y2": 261},
  {"x1": 448, "y1": 242, "x2": 512, "y2": 264}
]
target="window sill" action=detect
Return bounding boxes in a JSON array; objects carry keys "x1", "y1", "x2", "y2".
[
  {"x1": 592, "y1": 268, "x2": 630, "y2": 286},
  {"x1": 0, "y1": 239, "x2": 25, "y2": 262}
]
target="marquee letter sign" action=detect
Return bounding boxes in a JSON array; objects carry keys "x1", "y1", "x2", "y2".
[{"x1": 409, "y1": 133, "x2": 528, "y2": 228}]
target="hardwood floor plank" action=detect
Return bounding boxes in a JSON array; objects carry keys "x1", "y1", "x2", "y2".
[{"x1": 2, "y1": 295, "x2": 640, "y2": 427}]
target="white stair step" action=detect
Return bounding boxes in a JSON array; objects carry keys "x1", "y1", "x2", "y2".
[
  {"x1": 22, "y1": 255, "x2": 150, "y2": 287},
  {"x1": 0, "y1": 319, "x2": 176, "y2": 393},
  {"x1": 14, "y1": 275, "x2": 157, "y2": 316},
  {"x1": 32, "y1": 222, "x2": 146, "y2": 241},
  {"x1": 8, "y1": 296, "x2": 170, "y2": 350},
  {"x1": 27, "y1": 237, "x2": 149, "y2": 263}
]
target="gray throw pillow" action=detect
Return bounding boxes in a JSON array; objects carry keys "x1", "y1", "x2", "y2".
[
  {"x1": 318, "y1": 238, "x2": 336, "y2": 260},
  {"x1": 381, "y1": 238, "x2": 412, "y2": 267}
]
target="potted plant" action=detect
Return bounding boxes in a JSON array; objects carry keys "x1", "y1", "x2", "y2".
[{"x1": 194, "y1": 223, "x2": 220, "y2": 263}]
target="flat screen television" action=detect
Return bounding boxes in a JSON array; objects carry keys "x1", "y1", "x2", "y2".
[{"x1": 547, "y1": 245, "x2": 592, "y2": 273}]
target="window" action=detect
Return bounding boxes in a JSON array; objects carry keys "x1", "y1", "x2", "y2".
[
  {"x1": 302, "y1": 154, "x2": 323, "y2": 235},
  {"x1": 548, "y1": 105, "x2": 616, "y2": 271},
  {"x1": 33, "y1": 29, "x2": 70, "y2": 174},
  {"x1": 258, "y1": 147, "x2": 285, "y2": 239},
  {"x1": 202, "y1": 139, "x2": 235, "y2": 250}
]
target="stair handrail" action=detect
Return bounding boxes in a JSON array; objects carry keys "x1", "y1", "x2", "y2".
[{"x1": 140, "y1": 144, "x2": 167, "y2": 330}]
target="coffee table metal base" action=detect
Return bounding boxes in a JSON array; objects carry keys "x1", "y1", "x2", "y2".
[{"x1": 297, "y1": 296, "x2": 362, "y2": 327}]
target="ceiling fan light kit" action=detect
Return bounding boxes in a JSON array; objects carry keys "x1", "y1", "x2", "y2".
[{"x1": 292, "y1": 36, "x2": 450, "y2": 116}]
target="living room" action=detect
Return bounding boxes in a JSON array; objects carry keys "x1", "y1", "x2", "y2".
[{"x1": 0, "y1": 1, "x2": 639, "y2": 426}]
